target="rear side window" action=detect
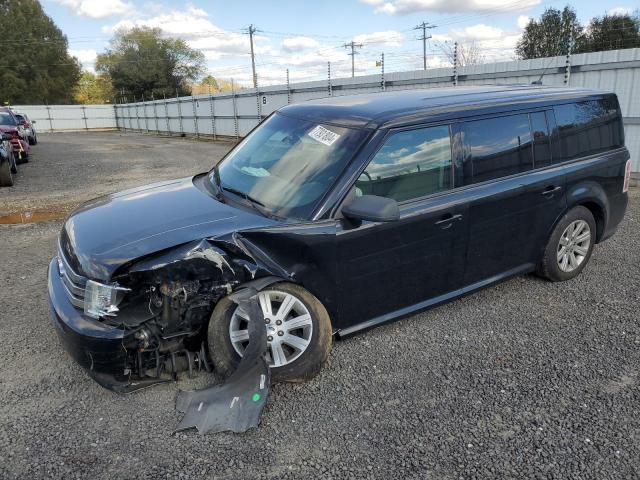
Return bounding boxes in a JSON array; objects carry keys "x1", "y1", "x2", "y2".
[
  {"x1": 530, "y1": 111, "x2": 552, "y2": 168},
  {"x1": 553, "y1": 97, "x2": 624, "y2": 161},
  {"x1": 357, "y1": 125, "x2": 452, "y2": 202},
  {"x1": 460, "y1": 114, "x2": 533, "y2": 185}
]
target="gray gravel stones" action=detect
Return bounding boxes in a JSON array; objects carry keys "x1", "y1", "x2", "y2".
[{"x1": 0, "y1": 132, "x2": 638, "y2": 479}]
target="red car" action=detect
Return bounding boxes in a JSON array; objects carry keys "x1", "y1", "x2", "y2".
[{"x1": 0, "y1": 107, "x2": 29, "y2": 163}]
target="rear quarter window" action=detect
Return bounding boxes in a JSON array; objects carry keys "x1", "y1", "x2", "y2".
[{"x1": 553, "y1": 97, "x2": 624, "y2": 161}]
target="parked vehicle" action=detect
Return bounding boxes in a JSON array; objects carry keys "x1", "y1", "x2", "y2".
[
  {"x1": 0, "y1": 108, "x2": 29, "y2": 163},
  {"x1": 14, "y1": 113, "x2": 37, "y2": 145},
  {"x1": 0, "y1": 132, "x2": 17, "y2": 186},
  {"x1": 47, "y1": 86, "x2": 630, "y2": 391}
]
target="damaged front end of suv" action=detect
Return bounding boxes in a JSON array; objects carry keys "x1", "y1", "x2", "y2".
[{"x1": 46, "y1": 111, "x2": 361, "y2": 393}]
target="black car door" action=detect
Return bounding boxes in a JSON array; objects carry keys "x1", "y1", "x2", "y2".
[
  {"x1": 460, "y1": 111, "x2": 566, "y2": 286},
  {"x1": 334, "y1": 124, "x2": 469, "y2": 332}
]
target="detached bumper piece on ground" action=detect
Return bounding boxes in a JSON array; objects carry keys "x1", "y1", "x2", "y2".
[{"x1": 175, "y1": 291, "x2": 270, "y2": 434}]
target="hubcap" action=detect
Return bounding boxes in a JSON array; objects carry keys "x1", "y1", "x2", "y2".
[
  {"x1": 557, "y1": 220, "x2": 591, "y2": 273},
  {"x1": 229, "y1": 290, "x2": 313, "y2": 368}
]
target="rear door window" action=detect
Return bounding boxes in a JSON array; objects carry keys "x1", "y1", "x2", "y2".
[{"x1": 460, "y1": 114, "x2": 533, "y2": 185}]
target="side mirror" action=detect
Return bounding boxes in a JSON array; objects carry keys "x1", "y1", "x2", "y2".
[
  {"x1": 1, "y1": 133, "x2": 12, "y2": 141},
  {"x1": 32, "y1": 120, "x2": 36, "y2": 124},
  {"x1": 342, "y1": 195, "x2": 400, "y2": 222}
]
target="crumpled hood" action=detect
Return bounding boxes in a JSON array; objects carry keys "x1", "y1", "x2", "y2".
[{"x1": 60, "y1": 176, "x2": 274, "y2": 281}]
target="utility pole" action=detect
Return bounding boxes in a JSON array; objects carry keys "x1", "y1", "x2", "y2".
[
  {"x1": 246, "y1": 24, "x2": 258, "y2": 89},
  {"x1": 414, "y1": 21, "x2": 436, "y2": 70},
  {"x1": 343, "y1": 40, "x2": 363, "y2": 78}
]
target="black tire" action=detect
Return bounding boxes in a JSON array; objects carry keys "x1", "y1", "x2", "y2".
[
  {"x1": 537, "y1": 206, "x2": 596, "y2": 282},
  {"x1": 10, "y1": 151, "x2": 17, "y2": 174},
  {"x1": 208, "y1": 282, "x2": 332, "y2": 383},
  {"x1": 0, "y1": 159, "x2": 14, "y2": 186},
  {"x1": 28, "y1": 136, "x2": 35, "y2": 146}
]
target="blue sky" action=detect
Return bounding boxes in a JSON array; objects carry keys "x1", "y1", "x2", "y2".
[{"x1": 43, "y1": 0, "x2": 636, "y2": 85}]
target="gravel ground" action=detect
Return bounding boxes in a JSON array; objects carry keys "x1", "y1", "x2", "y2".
[{"x1": 0, "y1": 132, "x2": 639, "y2": 479}]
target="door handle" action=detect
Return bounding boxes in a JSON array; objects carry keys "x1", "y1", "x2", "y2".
[
  {"x1": 541, "y1": 185, "x2": 562, "y2": 196},
  {"x1": 435, "y1": 213, "x2": 463, "y2": 228}
]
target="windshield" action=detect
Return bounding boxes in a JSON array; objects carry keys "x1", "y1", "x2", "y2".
[
  {"x1": 211, "y1": 112, "x2": 368, "y2": 219},
  {"x1": 0, "y1": 112, "x2": 16, "y2": 126}
]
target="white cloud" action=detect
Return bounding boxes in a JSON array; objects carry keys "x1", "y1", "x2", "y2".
[
  {"x1": 54, "y1": 0, "x2": 134, "y2": 18},
  {"x1": 517, "y1": 15, "x2": 531, "y2": 29},
  {"x1": 353, "y1": 30, "x2": 404, "y2": 47},
  {"x1": 362, "y1": 0, "x2": 541, "y2": 15},
  {"x1": 70, "y1": 48, "x2": 97, "y2": 63},
  {"x1": 607, "y1": 6, "x2": 633, "y2": 16},
  {"x1": 281, "y1": 36, "x2": 320, "y2": 52}
]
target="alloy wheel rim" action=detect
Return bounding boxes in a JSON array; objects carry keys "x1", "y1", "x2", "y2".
[
  {"x1": 229, "y1": 289, "x2": 313, "y2": 367},
  {"x1": 557, "y1": 220, "x2": 591, "y2": 272}
]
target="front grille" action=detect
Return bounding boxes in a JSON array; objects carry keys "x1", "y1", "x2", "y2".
[{"x1": 57, "y1": 241, "x2": 87, "y2": 309}]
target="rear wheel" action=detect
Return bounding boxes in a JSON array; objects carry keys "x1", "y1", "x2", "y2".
[
  {"x1": 0, "y1": 159, "x2": 14, "y2": 187},
  {"x1": 208, "y1": 282, "x2": 332, "y2": 382},
  {"x1": 537, "y1": 206, "x2": 596, "y2": 282}
]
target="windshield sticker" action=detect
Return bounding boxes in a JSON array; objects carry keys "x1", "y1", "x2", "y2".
[
  {"x1": 240, "y1": 166, "x2": 270, "y2": 177},
  {"x1": 308, "y1": 125, "x2": 341, "y2": 146}
]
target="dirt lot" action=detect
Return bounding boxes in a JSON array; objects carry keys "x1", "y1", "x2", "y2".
[{"x1": 0, "y1": 132, "x2": 639, "y2": 479}]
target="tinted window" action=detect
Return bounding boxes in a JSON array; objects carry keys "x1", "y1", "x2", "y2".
[
  {"x1": 530, "y1": 111, "x2": 552, "y2": 168},
  {"x1": 356, "y1": 125, "x2": 452, "y2": 202},
  {"x1": 461, "y1": 114, "x2": 533, "y2": 185},
  {"x1": 0, "y1": 112, "x2": 16, "y2": 126},
  {"x1": 553, "y1": 97, "x2": 623, "y2": 161}
]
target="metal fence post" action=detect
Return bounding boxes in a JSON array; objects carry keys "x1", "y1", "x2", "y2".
[
  {"x1": 163, "y1": 92, "x2": 171, "y2": 136},
  {"x1": 255, "y1": 74, "x2": 262, "y2": 125},
  {"x1": 176, "y1": 89, "x2": 184, "y2": 135},
  {"x1": 564, "y1": 48, "x2": 572, "y2": 86},
  {"x1": 232, "y1": 79, "x2": 239, "y2": 140},
  {"x1": 113, "y1": 98, "x2": 120, "y2": 131},
  {"x1": 192, "y1": 96, "x2": 199, "y2": 139},
  {"x1": 46, "y1": 104, "x2": 53, "y2": 132},
  {"x1": 286, "y1": 69, "x2": 291, "y2": 104},
  {"x1": 81, "y1": 104, "x2": 88, "y2": 130},
  {"x1": 453, "y1": 42, "x2": 459, "y2": 86},
  {"x1": 208, "y1": 86, "x2": 216, "y2": 141},
  {"x1": 152, "y1": 93, "x2": 159, "y2": 134},
  {"x1": 327, "y1": 62, "x2": 332, "y2": 97},
  {"x1": 380, "y1": 53, "x2": 385, "y2": 92},
  {"x1": 142, "y1": 94, "x2": 149, "y2": 133},
  {"x1": 135, "y1": 97, "x2": 141, "y2": 131}
]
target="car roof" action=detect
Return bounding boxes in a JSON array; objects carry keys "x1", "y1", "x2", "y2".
[{"x1": 278, "y1": 85, "x2": 612, "y2": 129}]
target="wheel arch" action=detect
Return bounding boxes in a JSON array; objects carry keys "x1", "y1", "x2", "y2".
[{"x1": 565, "y1": 181, "x2": 609, "y2": 243}]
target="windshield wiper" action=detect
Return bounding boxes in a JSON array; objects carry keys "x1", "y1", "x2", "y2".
[{"x1": 221, "y1": 186, "x2": 278, "y2": 219}]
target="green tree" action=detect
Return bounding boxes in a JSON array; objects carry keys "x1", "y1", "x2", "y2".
[
  {"x1": 96, "y1": 27, "x2": 205, "y2": 99},
  {"x1": 576, "y1": 11, "x2": 640, "y2": 52},
  {"x1": 0, "y1": 0, "x2": 81, "y2": 104},
  {"x1": 516, "y1": 6, "x2": 583, "y2": 59},
  {"x1": 74, "y1": 72, "x2": 115, "y2": 104},
  {"x1": 200, "y1": 75, "x2": 219, "y2": 90}
]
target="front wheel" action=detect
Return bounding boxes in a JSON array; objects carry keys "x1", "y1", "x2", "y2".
[
  {"x1": 537, "y1": 206, "x2": 596, "y2": 282},
  {"x1": 0, "y1": 159, "x2": 14, "y2": 187},
  {"x1": 208, "y1": 283, "x2": 332, "y2": 382}
]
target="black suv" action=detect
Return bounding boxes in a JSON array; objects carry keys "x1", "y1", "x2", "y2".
[{"x1": 48, "y1": 85, "x2": 630, "y2": 391}]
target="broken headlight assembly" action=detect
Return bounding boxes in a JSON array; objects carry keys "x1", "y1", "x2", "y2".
[{"x1": 84, "y1": 280, "x2": 130, "y2": 319}]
